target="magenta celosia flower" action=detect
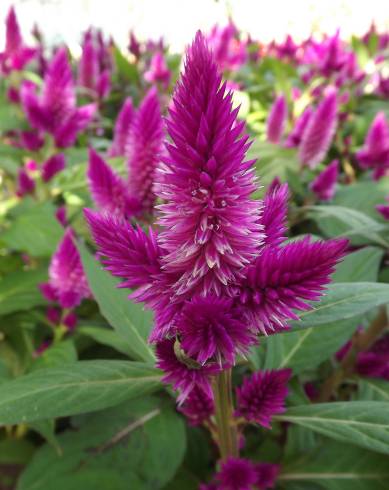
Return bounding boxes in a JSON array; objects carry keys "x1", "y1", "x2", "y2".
[
  {"x1": 255, "y1": 463, "x2": 279, "y2": 489},
  {"x1": 0, "y1": 6, "x2": 36, "y2": 73},
  {"x1": 216, "y1": 457, "x2": 257, "y2": 490},
  {"x1": 87, "y1": 148, "x2": 141, "y2": 217},
  {"x1": 238, "y1": 237, "x2": 347, "y2": 335},
  {"x1": 356, "y1": 112, "x2": 389, "y2": 180},
  {"x1": 284, "y1": 107, "x2": 312, "y2": 148},
  {"x1": 299, "y1": 88, "x2": 338, "y2": 168},
  {"x1": 108, "y1": 97, "x2": 135, "y2": 157},
  {"x1": 85, "y1": 32, "x2": 347, "y2": 401},
  {"x1": 78, "y1": 38, "x2": 111, "y2": 100},
  {"x1": 275, "y1": 35, "x2": 298, "y2": 61},
  {"x1": 145, "y1": 52, "x2": 171, "y2": 89},
  {"x1": 376, "y1": 197, "x2": 389, "y2": 220},
  {"x1": 178, "y1": 296, "x2": 256, "y2": 365},
  {"x1": 178, "y1": 385, "x2": 214, "y2": 426},
  {"x1": 310, "y1": 159, "x2": 339, "y2": 201},
  {"x1": 128, "y1": 31, "x2": 141, "y2": 60},
  {"x1": 16, "y1": 168, "x2": 35, "y2": 197},
  {"x1": 55, "y1": 206, "x2": 67, "y2": 227},
  {"x1": 19, "y1": 130, "x2": 44, "y2": 151},
  {"x1": 207, "y1": 22, "x2": 247, "y2": 72},
  {"x1": 235, "y1": 369, "x2": 291, "y2": 428},
  {"x1": 266, "y1": 94, "x2": 288, "y2": 144},
  {"x1": 156, "y1": 339, "x2": 220, "y2": 402},
  {"x1": 39, "y1": 228, "x2": 91, "y2": 308},
  {"x1": 127, "y1": 87, "x2": 163, "y2": 216},
  {"x1": 41, "y1": 154, "x2": 66, "y2": 182},
  {"x1": 21, "y1": 48, "x2": 96, "y2": 148},
  {"x1": 155, "y1": 32, "x2": 263, "y2": 297}
]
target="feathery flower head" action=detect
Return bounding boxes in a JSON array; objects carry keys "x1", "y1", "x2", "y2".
[
  {"x1": 55, "y1": 206, "x2": 67, "y2": 227},
  {"x1": 0, "y1": 6, "x2": 36, "y2": 73},
  {"x1": 178, "y1": 385, "x2": 214, "y2": 425},
  {"x1": 145, "y1": 52, "x2": 171, "y2": 88},
  {"x1": 87, "y1": 148, "x2": 141, "y2": 218},
  {"x1": 42, "y1": 154, "x2": 66, "y2": 182},
  {"x1": 284, "y1": 107, "x2": 312, "y2": 148},
  {"x1": 155, "y1": 31, "x2": 263, "y2": 298},
  {"x1": 356, "y1": 112, "x2": 389, "y2": 180},
  {"x1": 16, "y1": 168, "x2": 35, "y2": 197},
  {"x1": 255, "y1": 463, "x2": 279, "y2": 489},
  {"x1": 108, "y1": 97, "x2": 135, "y2": 157},
  {"x1": 376, "y1": 196, "x2": 389, "y2": 220},
  {"x1": 39, "y1": 228, "x2": 91, "y2": 308},
  {"x1": 260, "y1": 183, "x2": 289, "y2": 247},
  {"x1": 128, "y1": 31, "x2": 141, "y2": 60},
  {"x1": 21, "y1": 48, "x2": 96, "y2": 148},
  {"x1": 156, "y1": 338, "x2": 220, "y2": 402},
  {"x1": 216, "y1": 457, "x2": 257, "y2": 490},
  {"x1": 127, "y1": 87, "x2": 163, "y2": 216},
  {"x1": 235, "y1": 369, "x2": 291, "y2": 428},
  {"x1": 310, "y1": 159, "x2": 339, "y2": 201},
  {"x1": 238, "y1": 237, "x2": 347, "y2": 335},
  {"x1": 178, "y1": 296, "x2": 256, "y2": 365},
  {"x1": 20, "y1": 130, "x2": 44, "y2": 151},
  {"x1": 299, "y1": 87, "x2": 338, "y2": 168},
  {"x1": 266, "y1": 94, "x2": 288, "y2": 144},
  {"x1": 207, "y1": 22, "x2": 247, "y2": 72},
  {"x1": 78, "y1": 39, "x2": 99, "y2": 92}
]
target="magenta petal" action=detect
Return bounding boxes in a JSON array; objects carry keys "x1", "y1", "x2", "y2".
[{"x1": 267, "y1": 94, "x2": 288, "y2": 144}]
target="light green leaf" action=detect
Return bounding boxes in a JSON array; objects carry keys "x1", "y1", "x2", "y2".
[
  {"x1": 281, "y1": 441, "x2": 389, "y2": 490},
  {"x1": 277, "y1": 401, "x2": 389, "y2": 455},
  {"x1": 29, "y1": 340, "x2": 77, "y2": 372},
  {"x1": 332, "y1": 247, "x2": 384, "y2": 283},
  {"x1": 77, "y1": 241, "x2": 155, "y2": 363},
  {"x1": 77, "y1": 326, "x2": 132, "y2": 356},
  {"x1": 292, "y1": 282, "x2": 389, "y2": 329},
  {"x1": 0, "y1": 361, "x2": 161, "y2": 424},
  {"x1": 0, "y1": 268, "x2": 47, "y2": 316},
  {"x1": 358, "y1": 378, "x2": 389, "y2": 402}
]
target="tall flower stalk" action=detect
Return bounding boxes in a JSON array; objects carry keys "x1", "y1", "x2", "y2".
[{"x1": 85, "y1": 32, "x2": 347, "y2": 463}]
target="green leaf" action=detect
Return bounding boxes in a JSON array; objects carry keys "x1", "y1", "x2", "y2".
[
  {"x1": 281, "y1": 441, "x2": 389, "y2": 490},
  {"x1": 358, "y1": 378, "x2": 389, "y2": 402},
  {"x1": 29, "y1": 340, "x2": 77, "y2": 372},
  {"x1": 0, "y1": 268, "x2": 47, "y2": 316},
  {"x1": 262, "y1": 319, "x2": 357, "y2": 373},
  {"x1": 292, "y1": 282, "x2": 389, "y2": 329},
  {"x1": 307, "y1": 205, "x2": 389, "y2": 247},
  {"x1": 2, "y1": 202, "x2": 63, "y2": 256},
  {"x1": 276, "y1": 401, "x2": 389, "y2": 455},
  {"x1": 78, "y1": 241, "x2": 155, "y2": 363},
  {"x1": 0, "y1": 438, "x2": 35, "y2": 465},
  {"x1": 113, "y1": 45, "x2": 139, "y2": 83},
  {"x1": 18, "y1": 398, "x2": 185, "y2": 490},
  {"x1": 332, "y1": 247, "x2": 384, "y2": 283},
  {"x1": 0, "y1": 361, "x2": 161, "y2": 424},
  {"x1": 77, "y1": 326, "x2": 132, "y2": 356}
]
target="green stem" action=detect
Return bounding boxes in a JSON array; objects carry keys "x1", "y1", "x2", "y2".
[{"x1": 212, "y1": 368, "x2": 239, "y2": 460}]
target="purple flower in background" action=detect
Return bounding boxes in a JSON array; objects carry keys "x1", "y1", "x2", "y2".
[
  {"x1": 178, "y1": 385, "x2": 214, "y2": 426},
  {"x1": 284, "y1": 107, "x2": 312, "y2": 148},
  {"x1": 255, "y1": 463, "x2": 280, "y2": 489},
  {"x1": 78, "y1": 38, "x2": 111, "y2": 100},
  {"x1": 85, "y1": 32, "x2": 347, "y2": 401},
  {"x1": 127, "y1": 87, "x2": 163, "y2": 216},
  {"x1": 108, "y1": 97, "x2": 135, "y2": 157},
  {"x1": 21, "y1": 48, "x2": 96, "y2": 148},
  {"x1": 16, "y1": 168, "x2": 35, "y2": 197},
  {"x1": 40, "y1": 228, "x2": 91, "y2": 308},
  {"x1": 128, "y1": 31, "x2": 141, "y2": 60},
  {"x1": 376, "y1": 196, "x2": 389, "y2": 220},
  {"x1": 310, "y1": 159, "x2": 339, "y2": 201},
  {"x1": 216, "y1": 457, "x2": 257, "y2": 490},
  {"x1": 19, "y1": 130, "x2": 45, "y2": 151},
  {"x1": 266, "y1": 94, "x2": 288, "y2": 144},
  {"x1": 299, "y1": 88, "x2": 338, "y2": 168},
  {"x1": 41, "y1": 154, "x2": 66, "y2": 182},
  {"x1": 0, "y1": 6, "x2": 36, "y2": 73},
  {"x1": 235, "y1": 369, "x2": 291, "y2": 428},
  {"x1": 356, "y1": 112, "x2": 389, "y2": 180},
  {"x1": 207, "y1": 21, "x2": 247, "y2": 72},
  {"x1": 55, "y1": 206, "x2": 67, "y2": 227},
  {"x1": 87, "y1": 148, "x2": 141, "y2": 217},
  {"x1": 145, "y1": 52, "x2": 171, "y2": 88}
]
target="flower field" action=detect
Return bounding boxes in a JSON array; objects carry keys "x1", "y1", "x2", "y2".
[{"x1": 1, "y1": 6, "x2": 389, "y2": 490}]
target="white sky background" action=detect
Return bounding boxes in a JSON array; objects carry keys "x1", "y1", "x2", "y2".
[{"x1": 1, "y1": 0, "x2": 389, "y2": 54}]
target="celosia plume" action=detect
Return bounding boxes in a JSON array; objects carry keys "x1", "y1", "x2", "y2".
[
  {"x1": 284, "y1": 107, "x2": 312, "y2": 148},
  {"x1": 309, "y1": 159, "x2": 339, "y2": 200},
  {"x1": 299, "y1": 88, "x2": 338, "y2": 168},
  {"x1": 40, "y1": 228, "x2": 91, "y2": 308},
  {"x1": 216, "y1": 457, "x2": 258, "y2": 490},
  {"x1": 356, "y1": 112, "x2": 389, "y2": 180},
  {"x1": 178, "y1": 385, "x2": 215, "y2": 425},
  {"x1": 266, "y1": 94, "x2": 288, "y2": 144},
  {"x1": 41, "y1": 154, "x2": 66, "y2": 182},
  {"x1": 235, "y1": 369, "x2": 291, "y2": 428},
  {"x1": 144, "y1": 52, "x2": 171, "y2": 88},
  {"x1": 127, "y1": 87, "x2": 163, "y2": 216},
  {"x1": 16, "y1": 168, "x2": 35, "y2": 197},
  {"x1": 108, "y1": 98, "x2": 135, "y2": 157}
]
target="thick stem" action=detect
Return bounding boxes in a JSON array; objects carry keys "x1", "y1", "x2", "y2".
[
  {"x1": 212, "y1": 368, "x2": 239, "y2": 460},
  {"x1": 318, "y1": 307, "x2": 388, "y2": 402}
]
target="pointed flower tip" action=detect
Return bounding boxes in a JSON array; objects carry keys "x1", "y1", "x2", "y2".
[
  {"x1": 267, "y1": 94, "x2": 288, "y2": 144},
  {"x1": 310, "y1": 159, "x2": 339, "y2": 201}
]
